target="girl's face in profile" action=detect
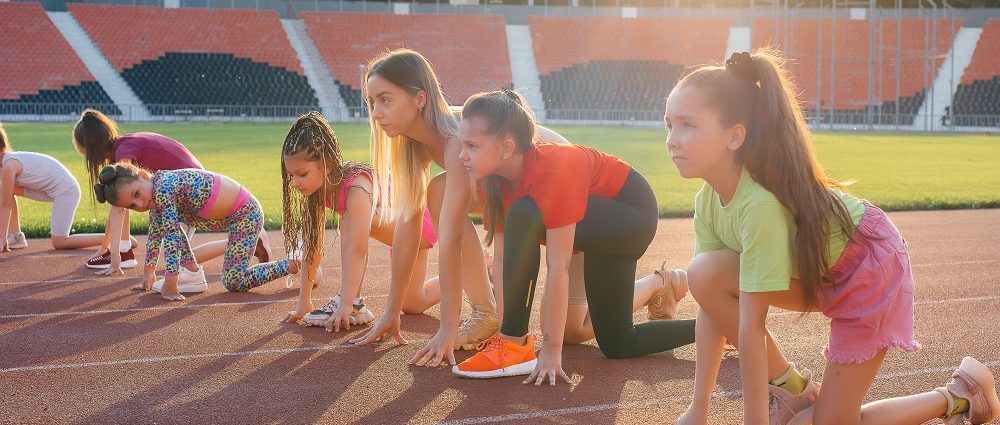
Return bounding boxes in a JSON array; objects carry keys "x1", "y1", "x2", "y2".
[
  {"x1": 458, "y1": 116, "x2": 507, "y2": 180},
  {"x1": 366, "y1": 73, "x2": 424, "y2": 138},
  {"x1": 664, "y1": 86, "x2": 740, "y2": 180}
]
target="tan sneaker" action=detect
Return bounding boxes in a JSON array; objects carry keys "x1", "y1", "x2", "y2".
[
  {"x1": 768, "y1": 369, "x2": 820, "y2": 425},
  {"x1": 942, "y1": 356, "x2": 1000, "y2": 425},
  {"x1": 646, "y1": 262, "x2": 688, "y2": 321},
  {"x1": 454, "y1": 303, "x2": 499, "y2": 351}
]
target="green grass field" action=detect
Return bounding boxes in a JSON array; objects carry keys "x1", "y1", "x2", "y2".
[{"x1": 3, "y1": 122, "x2": 999, "y2": 237}]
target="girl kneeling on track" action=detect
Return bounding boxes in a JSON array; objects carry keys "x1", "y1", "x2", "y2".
[
  {"x1": 451, "y1": 90, "x2": 696, "y2": 383},
  {"x1": 1, "y1": 123, "x2": 115, "y2": 253},
  {"x1": 668, "y1": 49, "x2": 999, "y2": 425},
  {"x1": 72, "y1": 108, "x2": 250, "y2": 274},
  {"x1": 94, "y1": 163, "x2": 297, "y2": 301},
  {"x1": 279, "y1": 112, "x2": 442, "y2": 331}
]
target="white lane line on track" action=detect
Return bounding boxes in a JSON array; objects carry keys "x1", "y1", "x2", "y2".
[
  {"x1": 0, "y1": 263, "x2": 402, "y2": 285},
  {"x1": 436, "y1": 361, "x2": 1000, "y2": 424},
  {"x1": 0, "y1": 296, "x2": 387, "y2": 319},
  {"x1": 0, "y1": 338, "x2": 430, "y2": 373},
  {"x1": 911, "y1": 259, "x2": 999, "y2": 267}
]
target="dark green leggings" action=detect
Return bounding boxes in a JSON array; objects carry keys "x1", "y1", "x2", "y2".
[{"x1": 499, "y1": 170, "x2": 696, "y2": 359}]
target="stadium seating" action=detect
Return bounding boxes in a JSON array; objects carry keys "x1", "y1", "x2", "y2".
[
  {"x1": 0, "y1": 3, "x2": 118, "y2": 115},
  {"x1": 753, "y1": 18, "x2": 960, "y2": 125},
  {"x1": 949, "y1": 19, "x2": 1000, "y2": 126},
  {"x1": 301, "y1": 12, "x2": 512, "y2": 115},
  {"x1": 69, "y1": 4, "x2": 316, "y2": 116},
  {"x1": 528, "y1": 16, "x2": 730, "y2": 121}
]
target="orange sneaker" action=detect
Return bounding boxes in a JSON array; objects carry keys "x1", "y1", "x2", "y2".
[{"x1": 452, "y1": 334, "x2": 537, "y2": 379}]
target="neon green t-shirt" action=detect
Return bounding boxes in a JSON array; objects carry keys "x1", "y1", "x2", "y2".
[{"x1": 693, "y1": 168, "x2": 866, "y2": 293}]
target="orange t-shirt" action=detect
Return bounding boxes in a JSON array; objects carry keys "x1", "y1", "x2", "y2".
[{"x1": 500, "y1": 142, "x2": 632, "y2": 230}]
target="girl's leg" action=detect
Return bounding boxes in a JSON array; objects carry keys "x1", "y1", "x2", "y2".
[
  {"x1": 793, "y1": 349, "x2": 948, "y2": 425},
  {"x1": 426, "y1": 173, "x2": 496, "y2": 313},
  {"x1": 49, "y1": 190, "x2": 104, "y2": 250},
  {"x1": 498, "y1": 196, "x2": 543, "y2": 339},
  {"x1": 584, "y1": 252, "x2": 695, "y2": 358},
  {"x1": 674, "y1": 308, "x2": 730, "y2": 425},
  {"x1": 686, "y1": 249, "x2": 798, "y2": 383},
  {"x1": 563, "y1": 273, "x2": 667, "y2": 344},
  {"x1": 219, "y1": 201, "x2": 293, "y2": 292},
  {"x1": 400, "y1": 248, "x2": 441, "y2": 315},
  {"x1": 192, "y1": 240, "x2": 228, "y2": 264},
  {"x1": 571, "y1": 173, "x2": 695, "y2": 359}
]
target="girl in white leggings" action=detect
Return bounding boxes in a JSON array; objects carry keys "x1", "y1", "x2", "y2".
[{"x1": 0, "y1": 123, "x2": 121, "y2": 252}]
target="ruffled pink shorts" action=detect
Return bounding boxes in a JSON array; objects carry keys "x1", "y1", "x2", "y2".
[{"x1": 819, "y1": 201, "x2": 922, "y2": 364}]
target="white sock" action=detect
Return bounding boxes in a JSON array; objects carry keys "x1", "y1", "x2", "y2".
[{"x1": 119, "y1": 240, "x2": 132, "y2": 253}]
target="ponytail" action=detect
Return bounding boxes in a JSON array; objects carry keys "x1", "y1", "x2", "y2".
[{"x1": 73, "y1": 108, "x2": 121, "y2": 199}]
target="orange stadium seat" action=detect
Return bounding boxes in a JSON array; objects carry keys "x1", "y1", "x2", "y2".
[
  {"x1": 528, "y1": 16, "x2": 730, "y2": 120},
  {"x1": 301, "y1": 11, "x2": 512, "y2": 113},
  {"x1": 0, "y1": 2, "x2": 117, "y2": 115},
  {"x1": 753, "y1": 17, "x2": 961, "y2": 124}
]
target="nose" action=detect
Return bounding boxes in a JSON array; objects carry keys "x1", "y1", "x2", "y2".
[
  {"x1": 666, "y1": 130, "x2": 679, "y2": 152},
  {"x1": 458, "y1": 146, "x2": 469, "y2": 161}
]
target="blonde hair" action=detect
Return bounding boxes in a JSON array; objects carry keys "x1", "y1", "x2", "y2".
[
  {"x1": 0, "y1": 122, "x2": 8, "y2": 153},
  {"x1": 365, "y1": 49, "x2": 459, "y2": 224}
]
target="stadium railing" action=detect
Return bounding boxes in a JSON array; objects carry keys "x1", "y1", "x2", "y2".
[{"x1": 2, "y1": 103, "x2": 998, "y2": 132}]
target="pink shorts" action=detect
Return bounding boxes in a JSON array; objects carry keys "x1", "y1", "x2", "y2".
[
  {"x1": 388, "y1": 208, "x2": 437, "y2": 257},
  {"x1": 818, "y1": 201, "x2": 921, "y2": 364},
  {"x1": 419, "y1": 207, "x2": 438, "y2": 248}
]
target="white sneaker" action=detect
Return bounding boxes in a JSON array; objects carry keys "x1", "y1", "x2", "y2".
[
  {"x1": 152, "y1": 266, "x2": 208, "y2": 294},
  {"x1": 6, "y1": 232, "x2": 27, "y2": 250},
  {"x1": 302, "y1": 294, "x2": 375, "y2": 327}
]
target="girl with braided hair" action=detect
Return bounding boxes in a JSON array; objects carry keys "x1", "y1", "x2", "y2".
[
  {"x1": 279, "y1": 112, "x2": 441, "y2": 332},
  {"x1": 93, "y1": 163, "x2": 297, "y2": 301}
]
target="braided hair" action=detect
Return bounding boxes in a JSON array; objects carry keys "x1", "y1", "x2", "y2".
[{"x1": 281, "y1": 111, "x2": 372, "y2": 267}]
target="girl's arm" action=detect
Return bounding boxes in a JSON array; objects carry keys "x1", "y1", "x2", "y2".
[
  {"x1": 99, "y1": 206, "x2": 128, "y2": 274},
  {"x1": 525, "y1": 224, "x2": 575, "y2": 386},
  {"x1": 411, "y1": 138, "x2": 473, "y2": 367},
  {"x1": 739, "y1": 291, "x2": 772, "y2": 424},
  {"x1": 103, "y1": 158, "x2": 134, "y2": 262},
  {"x1": 0, "y1": 161, "x2": 20, "y2": 252},
  {"x1": 351, "y1": 209, "x2": 420, "y2": 345},
  {"x1": 283, "y1": 202, "x2": 324, "y2": 323},
  {"x1": 327, "y1": 179, "x2": 375, "y2": 331}
]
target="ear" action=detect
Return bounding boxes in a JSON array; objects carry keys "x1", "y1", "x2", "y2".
[
  {"x1": 415, "y1": 90, "x2": 427, "y2": 111},
  {"x1": 727, "y1": 123, "x2": 747, "y2": 151},
  {"x1": 501, "y1": 137, "x2": 517, "y2": 159},
  {"x1": 139, "y1": 169, "x2": 152, "y2": 180}
]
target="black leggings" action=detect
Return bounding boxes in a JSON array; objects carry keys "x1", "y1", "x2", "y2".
[{"x1": 500, "y1": 170, "x2": 696, "y2": 359}]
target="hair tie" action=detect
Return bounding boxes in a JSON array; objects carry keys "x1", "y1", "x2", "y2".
[{"x1": 725, "y1": 52, "x2": 760, "y2": 84}]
